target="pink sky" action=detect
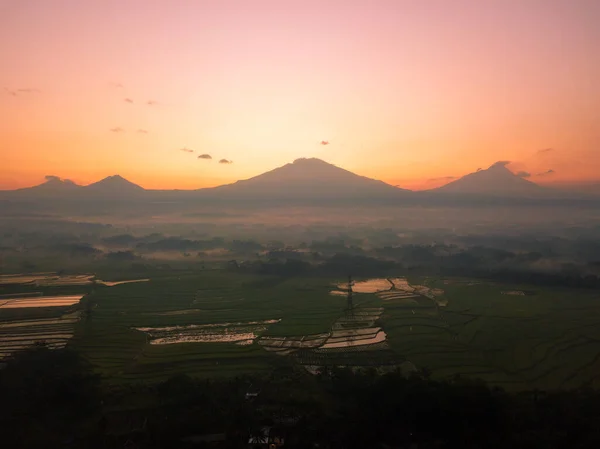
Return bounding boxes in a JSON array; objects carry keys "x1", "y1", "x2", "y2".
[{"x1": 1, "y1": 0, "x2": 599, "y2": 189}]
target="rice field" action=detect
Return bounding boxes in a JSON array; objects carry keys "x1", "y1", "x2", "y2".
[
  {"x1": 96, "y1": 279, "x2": 150, "y2": 287},
  {"x1": 330, "y1": 277, "x2": 444, "y2": 303},
  {"x1": 135, "y1": 319, "x2": 280, "y2": 345},
  {"x1": 259, "y1": 306, "x2": 388, "y2": 359},
  {"x1": 320, "y1": 329, "x2": 387, "y2": 348},
  {"x1": 0, "y1": 273, "x2": 95, "y2": 287},
  {"x1": 0, "y1": 311, "x2": 81, "y2": 358},
  {"x1": 4, "y1": 270, "x2": 600, "y2": 391},
  {"x1": 0, "y1": 274, "x2": 94, "y2": 359},
  {"x1": 0, "y1": 295, "x2": 84, "y2": 309},
  {"x1": 0, "y1": 272, "x2": 150, "y2": 288},
  {"x1": 334, "y1": 278, "x2": 392, "y2": 294}
]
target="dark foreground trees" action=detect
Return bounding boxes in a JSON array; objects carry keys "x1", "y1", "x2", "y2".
[
  {"x1": 2, "y1": 349, "x2": 600, "y2": 448},
  {"x1": 0, "y1": 346, "x2": 101, "y2": 448}
]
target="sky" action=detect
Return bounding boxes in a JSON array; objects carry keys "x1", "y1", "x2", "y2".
[{"x1": 1, "y1": 0, "x2": 599, "y2": 190}]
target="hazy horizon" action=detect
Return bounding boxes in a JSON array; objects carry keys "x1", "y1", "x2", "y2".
[{"x1": 1, "y1": 156, "x2": 596, "y2": 193}]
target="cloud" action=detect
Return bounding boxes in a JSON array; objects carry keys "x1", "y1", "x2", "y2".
[
  {"x1": 180, "y1": 147, "x2": 194, "y2": 153},
  {"x1": 5, "y1": 87, "x2": 40, "y2": 96},
  {"x1": 109, "y1": 82, "x2": 123, "y2": 88},
  {"x1": 124, "y1": 98, "x2": 133, "y2": 103},
  {"x1": 110, "y1": 127, "x2": 125, "y2": 133},
  {"x1": 537, "y1": 148, "x2": 553, "y2": 155},
  {"x1": 320, "y1": 140, "x2": 329, "y2": 145},
  {"x1": 137, "y1": 129, "x2": 148, "y2": 134},
  {"x1": 147, "y1": 100, "x2": 158, "y2": 106},
  {"x1": 219, "y1": 159, "x2": 233, "y2": 164},
  {"x1": 516, "y1": 171, "x2": 531, "y2": 178},
  {"x1": 490, "y1": 160, "x2": 511, "y2": 168},
  {"x1": 427, "y1": 176, "x2": 456, "y2": 182},
  {"x1": 537, "y1": 169, "x2": 556, "y2": 176},
  {"x1": 45, "y1": 175, "x2": 61, "y2": 182},
  {"x1": 476, "y1": 168, "x2": 482, "y2": 172},
  {"x1": 198, "y1": 154, "x2": 212, "y2": 160}
]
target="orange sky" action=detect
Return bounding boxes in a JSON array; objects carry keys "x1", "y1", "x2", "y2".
[{"x1": 1, "y1": 0, "x2": 599, "y2": 190}]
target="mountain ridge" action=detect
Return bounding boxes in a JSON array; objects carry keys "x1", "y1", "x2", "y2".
[
  {"x1": 86, "y1": 175, "x2": 144, "y2": 193},
  {"x1": 209, "y1": 157, "x2": 408, "y2": 199},
  {"x1": 1, "y1": 158, "x2": 595, "y2": 201},
  {"x1": 429, "y1": 162, "x2": 552, "y2": 197}
]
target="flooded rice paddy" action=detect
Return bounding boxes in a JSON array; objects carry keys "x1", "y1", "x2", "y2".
[
  {"x1": 259, "y1": 307, "x2": 387, "y2": 356},
  {"x1": 0, "y1": 273, "x2": 92, "y2": 359},
  {"x1": 0, "y1": 272, "x2": 150, "y2": 288},
  {"x1": 143, "y1": 309, "x2": 203, "y2": 316},
  {"x1": 337, "y1": 278, "x2": 392, "y2": 293},
  {"x1": 135, "y1": 319, "x2": 281, "y2": 345},
  {"x1": 0, "y1": 295, "x2": 84, "y2": 309},
  {"x1": 96, "y1": 279, "x2": 150, "y2": 287},
  {"x1": 321, "y1": 329, "x2": 387, "y2": 348},
  {"x1": 0, "y1": 273, "x2": 94, "y2": 287},
  {"x1": 259, "y1": 333, "x2": 330, "y2": 354},
  {"x1": 330, "y1": 277, "x2": 446, "y2": 305},
  {"x1": 329, "y1": 290, "x2": 347, "y2": 296},
  {"x1": 0, "y1": 311, "x2": 81, "y2": 358}
]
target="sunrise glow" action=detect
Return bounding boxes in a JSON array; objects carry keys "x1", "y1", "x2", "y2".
[{"x1": 1, "y1": 0, "x2": 599, "y2": 190}]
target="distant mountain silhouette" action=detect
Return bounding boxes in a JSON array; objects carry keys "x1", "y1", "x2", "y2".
[
  {"x1": 12, "y1": 176, "x2": 81, "y2": 196},
  {"x1": 209, "y1": 158, "x2": 407, "y2": 199},
  {"x1": 430, "y1": 162, "x2": 549, "y2": 197},
  {"x1": 85, "y1": 175, "x2": 144, "y2": 194},
  {"x1": 1, "y1": 159, "x2": 596, "y2": 205},
  {"x1": 7, "y1": 174, "x2": 143, "y2": 198}
]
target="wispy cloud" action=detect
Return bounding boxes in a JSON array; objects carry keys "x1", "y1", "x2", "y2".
[
  {"x1": 537, "y1": 148, "x2": 553, "y2": 155},
  {"x1": 43, "y1": 175, "x2": 75, "y2": 185},
  {"x1": 110, "y1": 127, "x2": 125, "y2": 133},
  {"x1": 5, "y1": 87, "x2": 40, "y2": 96},
  {"x1": 219, "y1": 159, "x2": 233, "y2": 164},
  {"x1": 516, "y1": 171, "x2": 531, "y2": 178},
  {"x1": 320, "y1": 140, "x2": 329, "y2": 145},
  {"x1": 180, "y1": 147, "x2": 194, "y2": 153},
  {"x1": 124, "y1": 98, "x2": 133, "y2": 103},
  {"x1": 490, "y1": 160, "x2": 511, "y2": 168},
  {"x1": 427, "y1": 176, "x2": 456, "y2": 182},
  {"x1": 147, "y1": 100, "x2": 158, "y2": 106},
  {"x1": 137, "y1": 129, "x2": 148, "y2": 134},
  {"x1": 109, "y1": 82, "x2": 124, "y2": 88},
  {"x1": 198, "y1": 154, "x2": 212, "y2": 160},
  {"x1": 537, "y1": 169, "x2": 556, "y2": 176}
]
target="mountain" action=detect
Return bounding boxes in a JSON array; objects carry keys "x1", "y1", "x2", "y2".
[
  {"x1": 2, "y1": 175, "x2": 144, "y2": 199},
  {"x1": 1, "y1": 159, "x2": 594, "y2": 205},
  {"x1": 430, "y1": 162, "x2": 550, "y2": 197},
  {"x1": 209, "y1": 158, "x2": 408, "y2": 199},
  {"x1": 85, "y1": 175, "x2": 144, "y2": 195},
  {"x1": 10, "y1": 176, "x2": 81, "y2": 197}
]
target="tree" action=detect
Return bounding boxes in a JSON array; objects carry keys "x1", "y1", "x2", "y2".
[{"x1": 0, "y1": 347, "x2": 101, "y2": 448}]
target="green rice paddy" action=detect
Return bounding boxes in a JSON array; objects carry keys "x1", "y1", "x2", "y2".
[{"x1": 3, "y1": 271, "x2": 600, "y2": 391}]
